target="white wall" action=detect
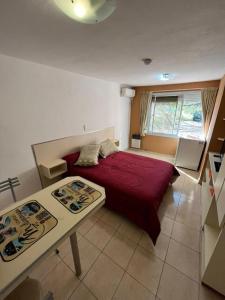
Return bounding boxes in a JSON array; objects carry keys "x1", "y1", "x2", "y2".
[
  {"x1": 118, "y1": 98, "x2": 131, "y2": 149},
  {"x1": 119, "y1": 88, "x2": 131, "y2": 150},
  {"x1": 0, "y1": 54, "x2": 130, "y2": 209}
]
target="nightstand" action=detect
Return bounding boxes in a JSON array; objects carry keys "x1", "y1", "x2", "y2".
[{"x1": 40, "y1": 159, "x2": 67, "y2": 179}]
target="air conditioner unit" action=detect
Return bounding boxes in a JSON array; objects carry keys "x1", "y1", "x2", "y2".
[{"x1": 121, "y1": 88, "x2": 136, "y2": 98}]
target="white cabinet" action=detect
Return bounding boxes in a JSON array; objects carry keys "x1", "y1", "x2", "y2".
[
  {"x1": 201, "y1": 153, "x2": 225, "y2": 295},
  {"x1": 175, "y1": 137, "x2": 205, "y2": 171}
]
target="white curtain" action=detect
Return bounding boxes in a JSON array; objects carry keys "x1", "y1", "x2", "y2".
[
  {"x1": 201, "y1": 88, "x2": 218, "y2": 135},
  {"x1": 140, "y1": 92, "x2": 152, "y2": 136}
]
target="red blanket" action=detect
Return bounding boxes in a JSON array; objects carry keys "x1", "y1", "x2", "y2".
[{"x1": 63, "y1": 151, "x2": 179, "y2": 244}]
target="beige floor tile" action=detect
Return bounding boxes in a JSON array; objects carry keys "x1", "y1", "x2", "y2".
[
  {"x1": 83, "y1": 253, "x2": 124, "y2": 300},
  {"x1": 57, "y1": 238, "x2": 71, "y2": 258},
  {"x1": 77, "y1": 215, "x2": 98, "y2": 235},
  {"x1": 127, "y1": 246, "x2": 163, "y2": 294},
  {"x1": 126, "y1": 149, "x2": 174, "y2": 164},
  {"x1": 182, "y1": 179, "x2": 201, "y2": 200},
  {"x1": 157, "y1": 263, "x2": 199, "y2": 300},
  {"x1": 113, "y1": 273, "x2": 155, "y2": 300},
  {"x1": 200, "y1": 284, "x2": 225, "y2": 300},
  {"x1": 93, "y1": 206, "x2": 108, "y2": 219},
  {"x1": 160, "y1": 216, "x2": 174, "y2": 237},
  {"x1": 42, "y1": 260, "x2": 80, "y2": 300},
  {"x1": 118, "y1": 219, "x2": 143, "y2": 243},
  {"x1": 30, "y1": 252, "x2": 60, "y2": 282},
  {"x1": 166, "y1": 239, "x2": 200, "y2": 281},
  {"x1": 70, "y1": 283, "x2": 97, "y2": 300},
  {"x1": 58, "y1": 235, "x2": 82, "y2": 259},
  {"x1": 158, "y1": 202, "x2": 178, "y2": 220},
  {"x1": 171, "y1": 175, "x2": 185, "y2": 194},
  {"x1": 177, "y1": 168, "x2": 199, "y2": 181},
  {"x1": 164, "y1": 187, "x2": 181, "y2": 205},
  {"x1": 178, "y1": 198, "x2": 201, "y2": 216},
  {"x1": 175, "y1": 204, "x2": 201, "y2": 230},
  {"x1": 104, "y1": 232, "x2": 136, "y2": 269},
  {"x1": 139, "y1": 232, "x2": 170, "y2": 261},
  {"x1": 172, "y1": 221, "x2": 200, "y2": 252},
  {"x1": 158, "y1": 189, "x2": 180, "y2": 220},
  {"x1": 100, "y1": 209, "x2": 124, "y2": 229},
  {"x1": 62, "y1": 236, "x2": 100, "y2": 279},
  {"x1": 85, "y1": 219, "x2": 116, "y2": 250}
]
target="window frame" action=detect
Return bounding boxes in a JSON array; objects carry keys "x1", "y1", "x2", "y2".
[{"x1": 146, "y1": 91, "x2": 204, "y2": 139}]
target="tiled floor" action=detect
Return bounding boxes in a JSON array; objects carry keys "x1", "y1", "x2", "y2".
[{"x1": 30, "y1": 150, "x2": 225, "y2": 300}]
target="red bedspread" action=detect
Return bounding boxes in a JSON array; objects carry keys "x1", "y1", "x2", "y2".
[{"x1": 63, "y1": 151, "x2": 179, "y2": 244}]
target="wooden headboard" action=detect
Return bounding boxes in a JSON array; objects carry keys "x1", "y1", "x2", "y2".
[{"x1": 32, "y1": 127, "x2": 115, "y2": 187}]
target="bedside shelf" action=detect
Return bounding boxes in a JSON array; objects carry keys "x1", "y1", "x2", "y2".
[{"x1": 40, "y1": 159, "x2": 67, "y2": 179}]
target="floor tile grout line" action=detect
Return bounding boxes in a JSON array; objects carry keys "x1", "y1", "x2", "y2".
[
  {"x1": 165, "y1": 260, "x2": 201, "y2": 284},
  {"x1": 170, "y1": 184, "x2": 202, "y2": 286},
  {"x1": 157, "y1": 183, "x2": 201, "y2": 296},
  {"x1": 82, "y1": 282, "x2": 99, "y2": 300},
  {"x1": 155, "y1": 192, "x2": 182, "y2": 297},
  {"x1": 77, "y1": 219, "x2": 126, "y2": 299},
  {"x1": 110, "y1": 235, "x2": 145, "y2": 300},
  {"x1": 173, "y1": 218, "x2": 201, "y2": 232},
  {"x1": 156, "y1": 176, "x2": 201, "y2": 297},
  {"x1": 46, "y1": 176, "x2": 201, "y2": 297},
  {"x1": 79, "y1": 218, "x2": 123, "y2": 286},
  {"x1": 169, "y1": 193, "x2": 201, "y2": 253},
  {"x1": 36, "y1": 165, "x2": 204, "y2": 298},
  {"x1": 124, "y1": 234, "x2": 167, "y2": 296},
  {"x1": 82, "y1": 213, "x2": 144, "y2": 252},
  {"x1": 54, "y1": 254, "x2": 82, "y2": 300},
  {"x1": 35, "y1": 253, "x2": 62, "y2": 284},
  {"x1": 110, "y1": 270, "x2": 126, "y2": 300},
  {"x1": 80, "y1": 185, "x2": 199, "y2": 297},
  {"x1": 156, "y1": 218, "x2": 175, "y2": 297},
  {"x1": 126, "y1": 268, "x2": 159, "y2": 296},
  {"x1": 170, "y1": 236, "x2": 200, "y2": 253},
  {"x1": 77, "y1": 216, "x2": 99, "y2": 236},
  {"x1": 137, "y1": 239, "x2": 168, "y2": 262},
  {"x1": 66, "y1": 275, "x2": 97, "y2": 300},
  {"x1": 62, "y1": 237, "x2": 103, "y2": 300},
  {"x1": 78, "y1": 215, "x2": 145, "y2": 299}
]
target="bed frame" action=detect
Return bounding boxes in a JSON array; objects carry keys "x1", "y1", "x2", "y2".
[{"x1": 32, "y1": 127, "x2": 115, "y2": 188}]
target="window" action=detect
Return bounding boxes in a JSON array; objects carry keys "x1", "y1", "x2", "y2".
[{"x1": 147, "y1": 90, "x2": 204, "y2": 139}]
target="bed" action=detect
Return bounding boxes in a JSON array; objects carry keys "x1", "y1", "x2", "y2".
[{"x1": 63, "y1": 150, "x2": 179, "y2": 244}]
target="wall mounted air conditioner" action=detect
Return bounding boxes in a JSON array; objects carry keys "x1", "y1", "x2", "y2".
[{"x1": 121, "y1": 88, "x2": 136, "y2": 98}]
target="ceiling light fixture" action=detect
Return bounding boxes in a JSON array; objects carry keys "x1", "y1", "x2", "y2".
[
  {"x1": 54, "y1": 0, "x2": 117, "y2": 24},
  {"x1": 160, "y1": 73, "x2": 174, "y2": 81},
  {"x1": 73, "y1": 3, "x2": 86, "y2": 17}
]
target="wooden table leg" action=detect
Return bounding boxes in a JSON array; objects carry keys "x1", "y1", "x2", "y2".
[{"x1": 70, "y1": 232, "x2": 82, "y2": 276}]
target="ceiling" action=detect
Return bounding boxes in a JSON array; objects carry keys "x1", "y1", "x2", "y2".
[{"x1": 0, "y1": 0, "x2": 225, "y2": 86}]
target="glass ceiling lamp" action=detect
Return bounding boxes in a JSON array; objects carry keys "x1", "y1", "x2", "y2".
[{"x1": 54, "y1": 0, "x2": 117, "y2": 24}]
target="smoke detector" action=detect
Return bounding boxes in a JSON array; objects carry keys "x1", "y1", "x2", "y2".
[{"x1": 142, "y1": 58, "x2": 152, "y2": 65}]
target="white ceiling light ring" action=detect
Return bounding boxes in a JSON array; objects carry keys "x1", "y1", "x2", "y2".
[{"x1": 54, "y1": 0, "x2": 117, "y2": 24}]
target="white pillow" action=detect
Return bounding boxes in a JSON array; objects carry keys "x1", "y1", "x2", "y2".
[
  {"x1": 100, "y1": 139, "x2": 118, "y2": 158},
  {"x1": 75, "y1": 144, "x2": 100, "y2": 166}
]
